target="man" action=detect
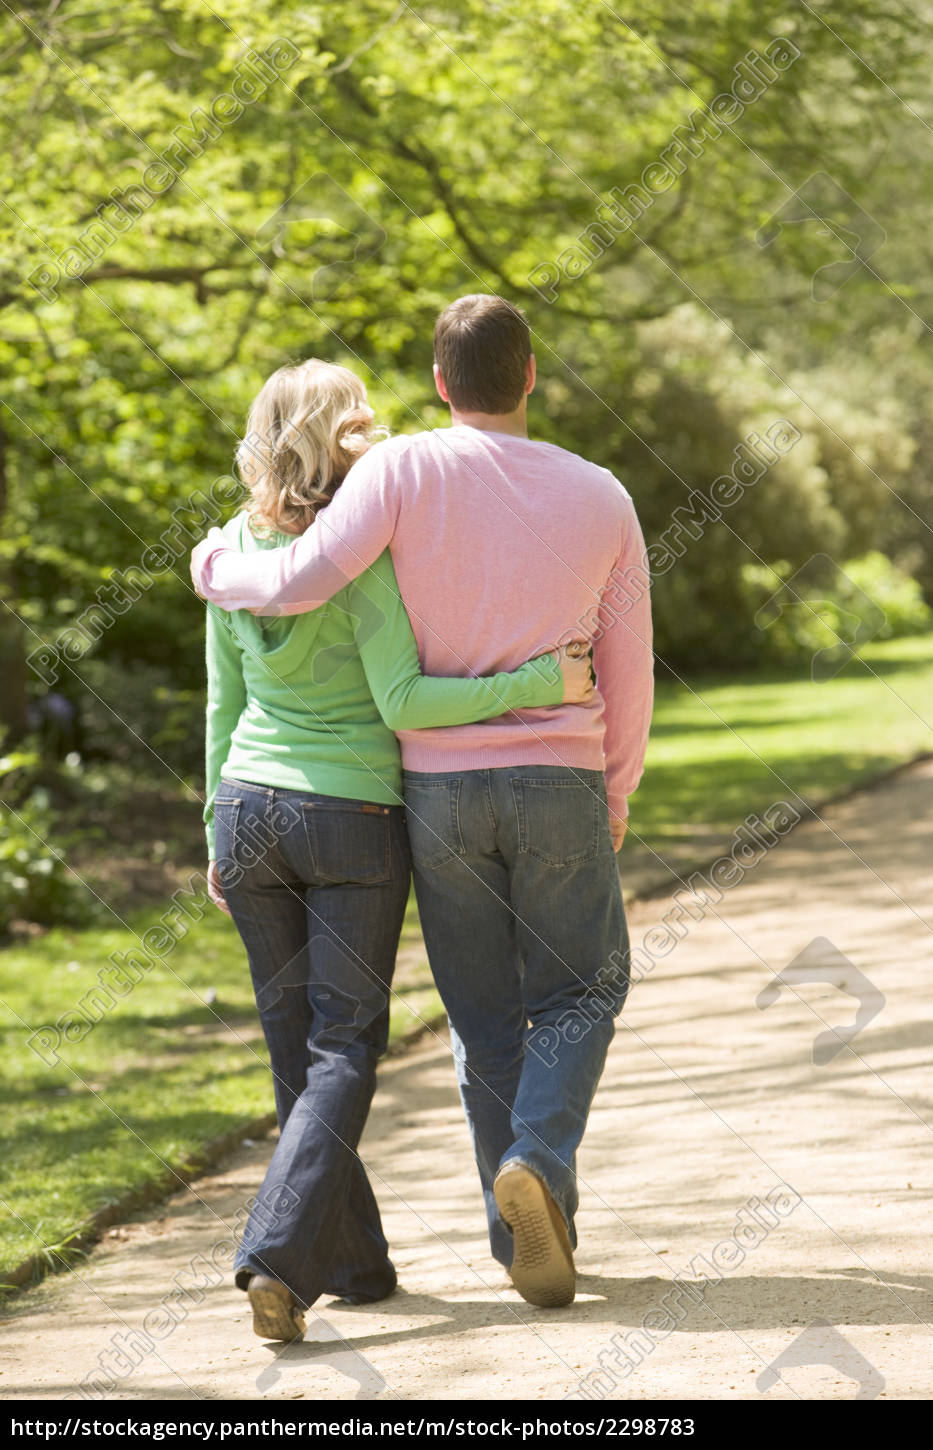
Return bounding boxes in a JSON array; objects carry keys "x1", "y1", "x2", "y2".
[{"x1": 192, "y1": 295, "x2": 653, "y2": 1307}]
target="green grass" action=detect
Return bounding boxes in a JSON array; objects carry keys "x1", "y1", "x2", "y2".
[
  {"x1": 623, "y1": 636, "x2": 933, "y2": 886},
  {"x1": 0, "y1": 895, "x2": 435, "y2": 1281},
  {"x1": 2, "y1": 635, "x2": 932, "y2": 1279}
]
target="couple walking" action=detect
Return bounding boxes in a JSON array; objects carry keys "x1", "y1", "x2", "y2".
[{"x1": 191, "y1": 294, "x2": 654, "y2": 1341}]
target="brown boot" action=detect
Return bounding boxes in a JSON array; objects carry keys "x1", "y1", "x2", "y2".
[
  {"x1": 247, "y1": 1274, "x2": 306, "y2": 1341},
  {"x1": 494, "y1": 1163, "x2": 575, "y2": 1308}
]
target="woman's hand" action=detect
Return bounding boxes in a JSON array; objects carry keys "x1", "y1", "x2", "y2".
[
  {"x1": 207, "y1": 860, "x2": 232, "y2": 916},
  {"x1": 556, "y1": 641, "x2": 595, "y2": 705}
]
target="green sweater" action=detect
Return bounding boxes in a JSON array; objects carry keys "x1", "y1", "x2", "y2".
[{"x1": 204, "y1": 513, "x2": 562, "y2": 854}]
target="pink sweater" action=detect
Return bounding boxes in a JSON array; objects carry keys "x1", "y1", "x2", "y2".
[{"x1": 191, "y1": 425, "x2": 654, "y2": 821}]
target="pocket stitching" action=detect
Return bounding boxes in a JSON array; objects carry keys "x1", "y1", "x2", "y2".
[
  {"x1": 301, "y1": 800, "x2": 393, "y2": 814},
  {"x1": 404, "y1": 779, "x2": 464, "y2": 869},
  {"x1": 300, "y1": 803, "x2": 392, "y2": 885},
  {"x1": 213, "y1": 798, "x2": 243, "y2": 878},
  {"x1": 511, "y1": 778, "x2": 602, "y2": 868}
]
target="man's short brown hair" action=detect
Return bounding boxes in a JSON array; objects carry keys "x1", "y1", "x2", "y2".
[{"x1": 433, "y1": 294, "x2": 532, "y2": 413}]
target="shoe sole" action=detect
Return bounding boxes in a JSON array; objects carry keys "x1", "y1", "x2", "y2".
[
  {"x1": 494, "y1": 1166, "x2": 575, "y2": 1308},
  {"x1": 248, "y1": 1280, "x2": 306, "y2": 1342}
]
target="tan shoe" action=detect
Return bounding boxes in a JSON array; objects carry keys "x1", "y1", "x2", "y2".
[
  {"x1": 493, "y1": 1163, "x2": 575, "y2": 1308},
  {"x1": 247, "y1": 1274, "x2": 306, "y2": 1341}
]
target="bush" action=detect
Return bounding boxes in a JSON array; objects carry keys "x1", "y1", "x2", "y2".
[
  {"x1": 78, "y1": 660, "x2": 204, "y2": 781},
  {"x1": 0, "y1": 754, "x2": 94, "y2": 935},
  {"x1": 844, "y1": 552, "x2": 933, "y2": 637},
  {"x1": 743, "y1": 551, "x2": 932, "y2": 671}
]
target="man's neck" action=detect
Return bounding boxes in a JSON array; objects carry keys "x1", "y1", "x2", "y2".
[{"x1": 447, "y1": 405, "x2": 529, "y2": 438}]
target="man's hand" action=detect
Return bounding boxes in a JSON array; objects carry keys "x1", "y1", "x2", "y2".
[
  {"x1": 207, "y1": 859, "x2": 232, "y2": 916},
  {"x1": 556, "y1": 641, "x2": 595, "y2": 705},
  {"x1": 610, "y1": 818, "x2": 628, "y2": 853}
]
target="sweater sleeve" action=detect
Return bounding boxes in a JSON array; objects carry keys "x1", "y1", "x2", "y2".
[
  {"x1": 591, "y1": 495, "x2": 654, "y2": 823},
  {"x1": 191, "y1": 445, "x2": 400, "y2": 616},
  {"x1": 204, "y1": 604, "x2": 247, "y2": 857},
  {"x1": 349, "y1": 550, "x2": 563, "y2": 730}
]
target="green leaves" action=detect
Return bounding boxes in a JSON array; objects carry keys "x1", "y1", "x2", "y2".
[{"x1": 1, "y1": 0, "x2": 930, "y2": 725}]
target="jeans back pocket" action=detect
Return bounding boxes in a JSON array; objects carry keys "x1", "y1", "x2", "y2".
[
  {"x1": 302, "y1": 799, "x2": 393, "y2": 885},
  {"x1": 511, "y1": 775, "x2": 604, "y2": 868},
  {"x1": 403, "y1": 779, "x2": 464, "y2": 871}
]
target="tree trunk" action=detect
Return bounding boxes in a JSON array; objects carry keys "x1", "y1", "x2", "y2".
[{"x1": 0, "y1": 421, "x2": 28, "y2": 742}]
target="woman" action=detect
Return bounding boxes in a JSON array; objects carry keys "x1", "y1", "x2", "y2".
[{"x1": 204, "y1": 358, "x2": 592, "y2": 1342}]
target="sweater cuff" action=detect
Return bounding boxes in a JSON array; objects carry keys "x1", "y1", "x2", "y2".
[
  {"x1": 517, "y1": 652, "x2": 564, "y2": 708},
  {"x1": 607, "y1": 791, "x2": 629, "y2": 824}
]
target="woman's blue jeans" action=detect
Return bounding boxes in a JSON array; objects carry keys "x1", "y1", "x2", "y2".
[{"x1": 213, "y1": 779, "x2": 411, "y2": 1310}]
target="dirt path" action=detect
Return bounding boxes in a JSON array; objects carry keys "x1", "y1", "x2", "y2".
[{"x1": 3, "y1": 762, "x2": 932, "y2": 1402}]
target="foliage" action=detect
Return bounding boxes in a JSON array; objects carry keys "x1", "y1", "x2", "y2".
[
  {"x1": 0, "y1": 0, "x2": 931, "y2": 752},
  {"x1": 846, "y1": 553, "x2": 933, "y2": 638},
  {"x1": 78, "y1": 660, "x2": 205, "y2": 779},
  {"x1": 742, "y1": 551, "x2": 933, "y2": 671},
  {"x1": 0, "y1": 754, "x2": 94, "y2": 935}
]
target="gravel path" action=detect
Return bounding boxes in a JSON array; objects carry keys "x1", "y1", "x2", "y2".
[{"x1": 3, "y1": 762, "x2": 932, "y2": 1402}]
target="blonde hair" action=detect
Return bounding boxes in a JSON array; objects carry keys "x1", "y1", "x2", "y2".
[{"x1": 237, "y1": 358, "x2": 380, "y2": 536}]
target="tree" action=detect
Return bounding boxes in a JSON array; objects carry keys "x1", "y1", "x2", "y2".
[{"x1": 0, "y1": 0, "x2": 929, "y2": 749}]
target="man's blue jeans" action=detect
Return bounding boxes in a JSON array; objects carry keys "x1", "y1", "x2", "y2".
[
  {"x1": 403, "y1": 766, "x2": 630, "y2": 1267},
  {"x1": 213, "y1": 779, "x2": 410, "y2": 1309}
]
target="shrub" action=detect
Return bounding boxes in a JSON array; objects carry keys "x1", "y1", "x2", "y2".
[
  {"x1": 743, "y1": 551, "x2": 932, "y2": 670},
  {"x1": 78, "y1": 660, "x2": 204, "y2": 781},
  {"x1": 0, "y1": 752, "x2": 95, "y2": 935}
]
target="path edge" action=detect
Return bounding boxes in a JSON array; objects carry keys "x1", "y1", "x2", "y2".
[
  {"x1": 628, "y1": 748, "x2": 933, "y2": 904},
  {"x1": 1, "y1": 1006, "x2": 449, "y2": 1302},
  {"x1": 0, "y1": 1109, "x2": 274, "y2": 1297}
]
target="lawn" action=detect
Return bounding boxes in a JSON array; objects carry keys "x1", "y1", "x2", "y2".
[
  {"x1": 0, "y1": 891, "x2": 432, "y2": 1284},
  {"x1": 2, "y1": 635, "x2": 931, "y2": 1280},
  {"x1": 623, "y1": 635, "x2": 933, "y2": 892}
]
